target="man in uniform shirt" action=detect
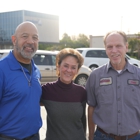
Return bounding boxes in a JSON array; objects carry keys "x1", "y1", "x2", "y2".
[{"x1": 86, "y1": 31, "x2": 140, "y2": 140}]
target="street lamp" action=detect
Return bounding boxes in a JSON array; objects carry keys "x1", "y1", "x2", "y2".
[{"x1": 121, "y1": 16, "x2": 123, "y2": 31}]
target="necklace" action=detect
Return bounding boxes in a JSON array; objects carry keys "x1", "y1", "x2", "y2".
[{"x1": 20, "y1": 64, "x2": 32, "y2": 86}]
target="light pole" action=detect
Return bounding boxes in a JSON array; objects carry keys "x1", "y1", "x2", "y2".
[{"x1": 121, "y1": 16, "x2": 123, "y2": 31}]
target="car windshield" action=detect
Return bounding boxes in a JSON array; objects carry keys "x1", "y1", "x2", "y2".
[{"x1": 77, "y1": 50, "x2": 83, "y2": 54}]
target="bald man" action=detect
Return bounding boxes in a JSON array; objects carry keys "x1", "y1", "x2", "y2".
[{"x1": 0, "y1": 21, "x2": 42, "y2": 140}]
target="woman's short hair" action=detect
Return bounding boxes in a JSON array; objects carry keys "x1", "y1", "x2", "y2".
[{"x1": 56, "y1": 48, "x2": 84, "y2": 77}]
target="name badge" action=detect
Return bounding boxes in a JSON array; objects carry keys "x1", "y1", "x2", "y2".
[
  {"x1": 128, "y1": 79, "x2": 139, "y2": 85},
  {"x1": 100, "y1": 77, "x2": 112, "y2": 86}
]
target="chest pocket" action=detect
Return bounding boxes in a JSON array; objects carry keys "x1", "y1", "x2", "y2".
[
  {"x1": 96, "y1": 86, "x2": 114, "y2": 105},
  {"x1": 124, "y1": 85, "x2": 140, "y2": 106}
]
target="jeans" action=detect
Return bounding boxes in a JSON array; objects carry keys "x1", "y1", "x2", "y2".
[
  {"x1": 94, "y1": 129, "x2": 140, "y2": 140},
  {"x1": 0, "y1": 133, "x2": 40, "y2": 140}
]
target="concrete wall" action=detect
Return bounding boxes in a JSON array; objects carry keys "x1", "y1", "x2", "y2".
[
  {"x1": 89, "y1": 35, "x2": 104, "y2": 48},
  {"x1": 90, "y1": 34, "x2": 139, "y2": 48}
]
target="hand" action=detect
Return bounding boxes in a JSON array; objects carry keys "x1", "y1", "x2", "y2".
[{"x1": 88, "y1": 136, "x2": 94, "y2": 140}]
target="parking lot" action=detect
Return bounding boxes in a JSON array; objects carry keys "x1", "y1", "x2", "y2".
[{"x1": 39, "y1": 107, "x2": 47, "y2": 140}]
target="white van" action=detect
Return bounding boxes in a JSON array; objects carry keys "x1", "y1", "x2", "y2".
[{"x1": 76, "y1": 48, "x2": 140, "y2": 70}]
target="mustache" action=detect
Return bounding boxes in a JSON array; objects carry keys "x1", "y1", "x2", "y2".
[{"x1": 23, "y1": 44, "x2": 34, "y2": 51}]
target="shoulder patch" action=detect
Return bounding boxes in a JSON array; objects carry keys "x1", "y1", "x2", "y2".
[{"x1": 100, "y1": 77, "x2": 112, "y2": 86}]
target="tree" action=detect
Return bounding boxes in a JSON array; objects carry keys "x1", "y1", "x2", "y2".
[
  {"x1": 38, "y1": 33, "x2": 90, "y2": 51},
  {"x1": 39, "y1": 43, "x2": 61, "y2": 51},
  {"x1": 59, "y1": 33, "x2": 89, "y2": 49},
  {"x1": 76, "y1": 34, "x2": 89, "y2": 48},
  {"x1": 60, "y1": 33, "x2": 73, "y2": 48},
  {"x1": 128, "y1": 35, "x2": 140, "y2": 59}
]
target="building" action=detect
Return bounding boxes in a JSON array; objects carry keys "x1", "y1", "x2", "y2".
[
  {"x1": 90, "y1": 34, "x2": 140, "y2": 48},
  {"x1": 0, "y1": 10, "x2": 59, "y2": 49},
  {"x1": 89, "y1": 35, "x2": 104, "y2": 48}
]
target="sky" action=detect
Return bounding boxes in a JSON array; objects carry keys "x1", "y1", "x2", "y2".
[{"x1": 0, "y1": 0, "x2": 140, "y2": 39}]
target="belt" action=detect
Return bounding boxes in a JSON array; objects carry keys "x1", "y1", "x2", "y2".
[
  {"x1": 0, "y1": 134, "x2": 36, "y2": 140},
  {"x1": 97, "y1": 127, "x2": 139, "y2": 140}
]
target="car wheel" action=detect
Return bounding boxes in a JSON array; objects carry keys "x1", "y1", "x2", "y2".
[
  {"x1": 89, "y1": 65, "x2": 98, "y2": 71},
  {"x1": 74, "y1": 74, "x2": 88, "y2": 87}
]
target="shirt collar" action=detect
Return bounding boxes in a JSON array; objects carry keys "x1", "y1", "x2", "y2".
[
  {"x1": 106, "y1": 58, "x2": 134, "y2": 74},
  {"x1": 7, "y1": 50, "x2": 36, "y2": 71}
]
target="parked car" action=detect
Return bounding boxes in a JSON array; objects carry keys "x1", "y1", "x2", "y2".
[
  {"x1": 0, "y1": 49, "x2": 91, "y2": 86},
  {"x1": 76, "y1": 48, "x2": 140, "y2": 70}
]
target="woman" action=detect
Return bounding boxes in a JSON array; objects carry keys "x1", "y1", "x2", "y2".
[{"x1": 41, "y1": 48, "x2": 87, "y2": 140}]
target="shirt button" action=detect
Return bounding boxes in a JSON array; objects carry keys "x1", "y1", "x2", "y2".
[
  {"x1": 118, "y1": 110, "x2": 120, "y2": 113},
  {"x1": 118, "y1": 86, "x2": 120, "y2": 88},
  {"x1": 118, "y1": 98, "x2": 120, "y2": 101},
  {"x1": 118, "y1": 123, "x2": 121, "y2": 125},
  {"x1": 132, "y1": 89, "x2": 134, "y2": 92}
]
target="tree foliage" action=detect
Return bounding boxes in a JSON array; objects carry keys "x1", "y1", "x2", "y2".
[
  {"x1": 76, "y1": 34, "x2": 89, "y2": 48},
  {"x1": 38, "y1": 33, "x2": 89, "y2": 51},
  {"x1": 59, "y1": 33, "x2": 89, "y2": 49},
  {"x1": 128, "y1": 34, "x2": 140, "y2": 59}
]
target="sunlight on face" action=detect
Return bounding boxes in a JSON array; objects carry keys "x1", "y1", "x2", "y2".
[
  {"x1": 58, "y1": 56, "x2": 79, "y2": 84},
  {"x1": 105, "y1": 33, "x2": 128, "y2": 70}
]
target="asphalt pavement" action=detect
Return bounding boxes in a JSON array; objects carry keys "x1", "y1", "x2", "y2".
[{"x1": 39, "y1": 107, "x2": 47, "y2": 140}]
